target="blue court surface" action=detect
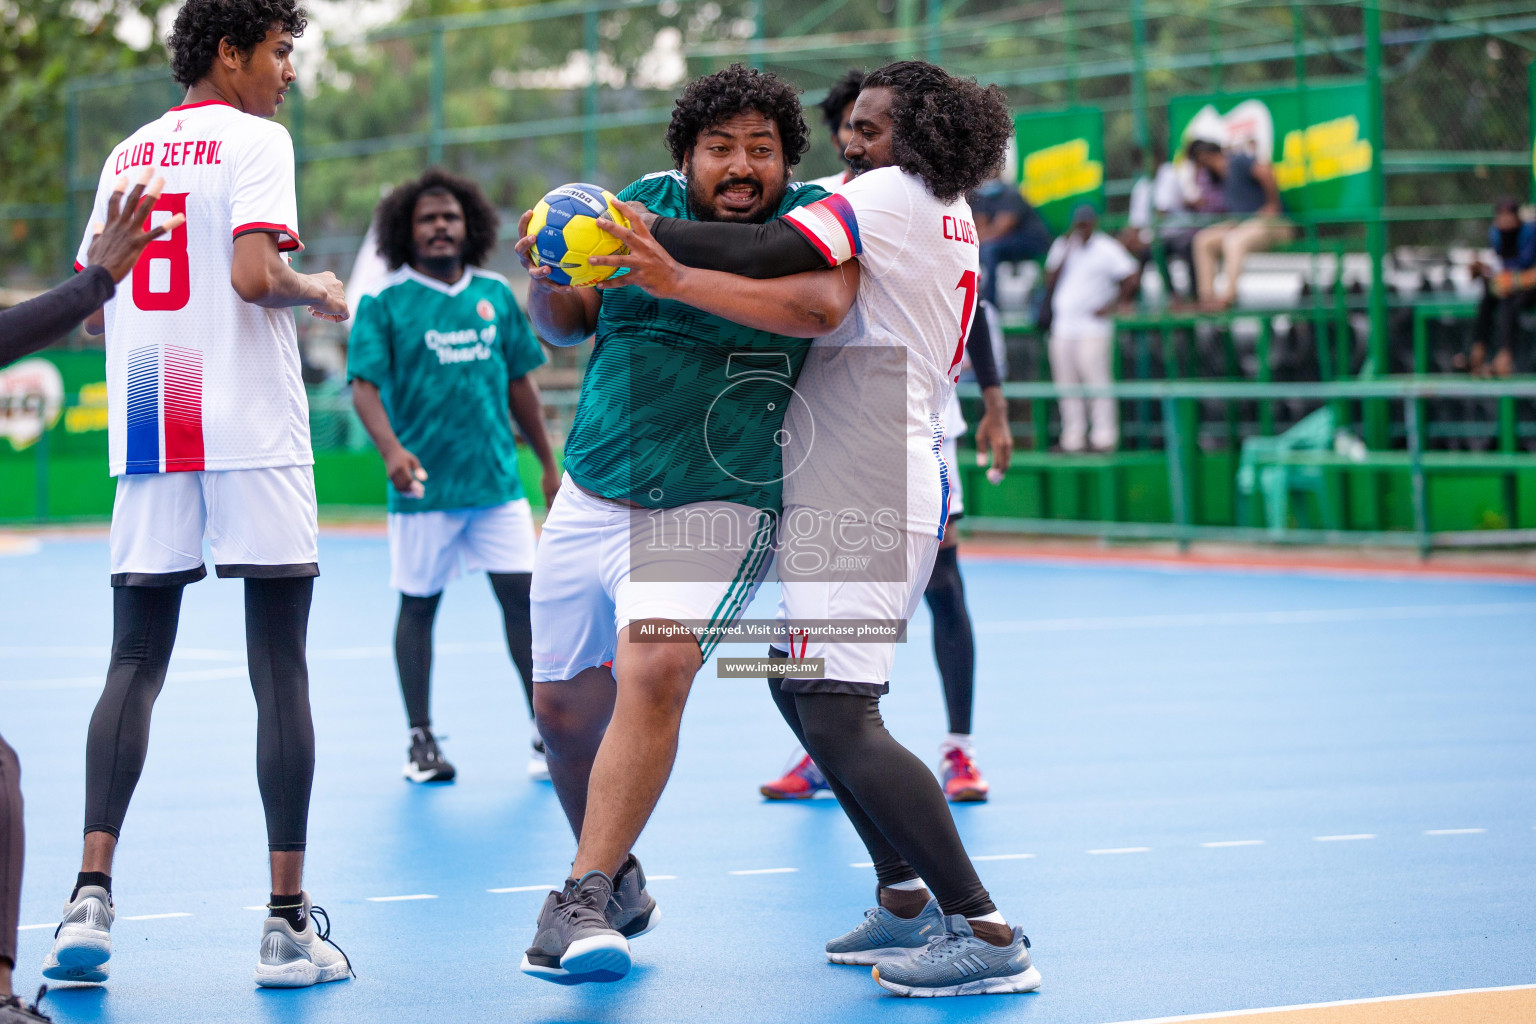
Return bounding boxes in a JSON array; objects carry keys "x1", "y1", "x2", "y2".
[{"x1": 2, "y1": 532, "x2": 1533, "y2": 1024}]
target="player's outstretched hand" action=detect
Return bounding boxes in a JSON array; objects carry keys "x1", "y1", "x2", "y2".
[
  {"x1": 540, "y1": 461, "x2": 561, "y2": 510},
  {"x1": 974, "y1": 396, "x2": 1013, "y2": 484},
  {"x1": 589, "y1": 201, "x2": 684, "y2": 299},
  {"x1": 515, "y1": 209, "x2": 577, "y2": 294},
  {"x1": 306, "y1": 271, "x2": 349, "y2": 322},
  {"x1": 87, "y1": 169, "x2": 185, "y2": 283},
  {"x1": 386, "y1": 446, "x2": 428, "y2": 499}
]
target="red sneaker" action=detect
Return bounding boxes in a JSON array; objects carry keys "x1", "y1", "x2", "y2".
[
  {"x1": 759, "y1": 752, "x2": 829, "y2": 800},
  {"x1": 940, "y1": 746, "x2": 989, "y2": 803}
]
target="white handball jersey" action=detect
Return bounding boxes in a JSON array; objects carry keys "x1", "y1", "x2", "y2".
[
  {"x1": 75, "y1": 99, "x2": 312, "y2": 477},
  {"x1": 782, "y1": 166, "x2": 980, "y2": 536}
]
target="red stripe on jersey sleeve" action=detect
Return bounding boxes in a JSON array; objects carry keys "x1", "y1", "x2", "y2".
[
  {"x1": 74, "y1": 260, "x2": 85, "y2": 272},
  {"x1": 232, "y1": 223, "x2": 305, "y2": 253},
  {"x1": 784, "y1": 215, "x2": 836, "y2": 268}
]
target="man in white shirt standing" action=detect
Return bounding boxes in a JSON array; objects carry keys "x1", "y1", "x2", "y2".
[
  {"x1": 43, "y1": 0, "x2": 352, "y2": 991},
  {"x1": 1043, "y1": 204, "x2": 1140, "y2": 453}
]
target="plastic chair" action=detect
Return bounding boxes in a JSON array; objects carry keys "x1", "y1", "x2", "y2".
[{"x1": 1236, "y1": 407, "x2": 1341, "y2": 534}]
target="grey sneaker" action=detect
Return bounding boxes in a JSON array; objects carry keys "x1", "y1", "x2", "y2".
[
  {"x1": 609, "y1": 854, "x2": 659, "y2": 939},
  {"x1": 254, "y1": 893, "x2": 354, "y2": 988},
  {"x1": 872, "y1": 914, "x2": 1041, "y2": 997},
  {"x1": 0, "y1": 987, "x2": 51, "y2": 1024},
  {"x1": 825, "y1": 896, "x2": 944, "y2": 964},
  {"x1": 520, "y1": 871, "x2": 630, "y2": 984},
  {"x1": 41, "y1": 885, "x2": 113, "y2": 983}
]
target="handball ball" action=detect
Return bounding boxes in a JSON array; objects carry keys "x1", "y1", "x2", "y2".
[{"x1": 526, "y1": 183, "x2": 630, "y2": 287}]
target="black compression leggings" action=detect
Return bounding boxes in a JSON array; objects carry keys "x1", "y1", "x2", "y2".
[
  {"x1": 84, "y1": 580, "x2": 316, "y2": 852},
  {"x1": 923, "y1": 544, "x2": 975, "y2": 736},
  {"x1": 766, "y1": 671, "x2": 996, "y2": 920},
  {"x1": 395, "y1": 572, "x2": 535, "y2": 730},
  {"x1": 0, "y1": 733, "x2": 21, "y2": 969}
]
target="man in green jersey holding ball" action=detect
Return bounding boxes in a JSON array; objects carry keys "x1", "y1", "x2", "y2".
[{"x1": 512, "y1": 65, "x2": 850, "y2": 984}]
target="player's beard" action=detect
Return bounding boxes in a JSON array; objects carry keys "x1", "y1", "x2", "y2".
[
  {"x1": 415, "y1": 238, "x2": 463, "y2": 280},
  {"x1": 685, "y1": 174, "x2": 783, "y2": 224}
]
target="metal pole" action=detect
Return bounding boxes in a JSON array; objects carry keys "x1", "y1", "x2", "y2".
[
  {"x1": 925, "y1": 0, "x2": 942, "y2": 65},
  {"x1": 429, "y1": 28, "x2": 445, "y2": 165},
  {"x1": 290, "y1": 83, "x2": 306, "y2": 265},
  {"x1": 1404, "y1": 397, "x2": 1429, "y2": 557},
  {"x1": 583, "y1": 10, "x2": 599, "y2": 181},
  {"x1": 1364, "y1": 3, "x2": 1389, "y2": 397},
  {"x1": 64, "y1": 84, "x2": 79, "y2": 277},
  {"x1": 1065, "y1": 0, "x2": 1079, "y2": 106},
  {"x1": 1162, "y1": 396, "x2": 1191, "y2": 551},
  {"x1": 1131, "y1": 0, "x2": 1149, "y2": 151}
]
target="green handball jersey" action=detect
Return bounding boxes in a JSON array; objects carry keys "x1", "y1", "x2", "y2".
[
  {"x1": 561, "y1": 171, "x2": 829, "y2": 511},
  {"x1": 347, "y1": 265, "x2": 546, "y2": 513}
]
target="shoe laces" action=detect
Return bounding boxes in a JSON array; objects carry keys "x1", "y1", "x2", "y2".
[
  {"x1": 912, "y1": 928, "x2": 970, "y2": 964},
  {"x1": 943, "y1": 747, "x2": 979, "y2": 780},
  {"x1": 307, "y1": 905, "x2": 356, "y2": 979}
]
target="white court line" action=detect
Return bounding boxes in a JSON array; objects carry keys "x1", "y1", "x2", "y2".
[
  {"x1": 120, "y1": 912, "x2": 192, "y2": 921},
  {"x1": 1425, "y1": 827, "x2": 1486, "y2": 835},
  {"x1": 244, "y1": 905, "x2": 268, "y2": 911},
  {"x1": 849, "y1": 861, "x2": 874, "y2": 868},
  {"x1": 1315, "y1": 833, "x2": 1376, "y2": 842},
  {"x1": 728, "y1": 867, "x2": 798, "y2": 876},
  {"x1": 1201, "y1": 840, "x2": 1265, "y2": 848},
  {"x1": 973, "y1": 853, "x2": 1036, "y2": 861},
  {"x1": 1099, "y1": 982, "x2": 1536, "y2": 1024},
  {"x1": 17, "y1": 923, "x2": 56, "y2": 931},
  {"x1": 981, "y1": 601, "x2": 1536, "y2": 635},
  {"x1": 365, "y1": 894, "x2": 438, "y2": 902},
  {"x1": 488, "y1": 885, "x2": 557, "y2": 893},
  {"x1": 1088, "y1": 847, "x2": 1151, "y2": 855},
  {"x1": 647, "y1": 875, "x2": 678, "y2": 881}
]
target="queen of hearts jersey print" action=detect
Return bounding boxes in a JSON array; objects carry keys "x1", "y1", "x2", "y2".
[
  {"x1": 75, "y1": 99, "x2": 312, "y2": 476},
  {"x1": 781, "y1": 166, "x2": 980, "y2": 537}
]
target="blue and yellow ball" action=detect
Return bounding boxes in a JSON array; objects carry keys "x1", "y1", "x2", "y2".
[{"x1": 526, "y1": 183, "x2": 630, "y2": 287}]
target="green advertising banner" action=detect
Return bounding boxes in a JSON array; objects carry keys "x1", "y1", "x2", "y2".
[
  {"x1": 1014, "y1": 107, "x2": 1105, "y2": 234},
  {"x1": 1167, "y1": 80, "x2": 1376, "y2": 215}
]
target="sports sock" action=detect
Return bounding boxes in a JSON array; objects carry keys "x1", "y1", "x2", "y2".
[
  {"x1": 84, "y1": 584, "x2": 184, "y2": 839},
  {"x1": 245, "y1": 578, "x2": 316, "y2": 853},
  {"x1": 394, "y1": 592, "x2": 443, "y2": 730},
  {"x1": 879, "y1": 885, "x2": 932, "y2": 919},
  {"x1": 71, "y1": 871, "x2": 112, "y2": 901},
  {"x1": 968, "y1": 915, "x2": 1013, "y2": 947},
  {"x1": 794, "y1": 691, "x2": 998, "y2": 921},
  {"x1": 489, "y1": 573, "x2": 536, "y2": 719},
  {"x1": 923, "y1": 545, "x2": 975, "y2": 736},
  {"x1": 942, "y1": 732, "x2": 974, "y2": 755},
  {"x1": 268, "y1": 892, "x2": 304, "y2": 930}
]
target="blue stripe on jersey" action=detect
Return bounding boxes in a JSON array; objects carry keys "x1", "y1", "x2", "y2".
[
  {"x1": 125, "y1": 344, "x2": 160, "y2": 474},
  {"x1": 931, "y1": 414, "x2": 950, "y2": 540}
]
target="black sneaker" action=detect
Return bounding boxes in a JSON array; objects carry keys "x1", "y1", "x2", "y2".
[
  {"x1": 609, "y1": 854, "x2": 659, "y2": 939},
  {"x1": 520, "y1": 871, "x2": 630, "y2": 984},
  {"x1": 403, "y1": 727, "x2": 455, "y2": 783},
  {"x1": 0, "y1": 987, "x2": 52, "y2": 1024}
]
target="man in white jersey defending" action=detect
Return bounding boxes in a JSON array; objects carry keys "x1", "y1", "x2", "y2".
[
  {"x1": 803, "y1": 69, "x2": 864, "y2": 193},
  {"x1": 593, "y1": 61, "x2": 1036, "y2": 997},
  {"x1": 43, "y1": 0, "x2": 353, "y2": 990}
]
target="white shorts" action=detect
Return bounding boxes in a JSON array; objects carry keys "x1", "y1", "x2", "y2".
[
  {"x1": 772, "y1": 529, "x2": 940, "y2": 694},
  {"x1": 388, "y1": 498, "x2": 536, "y2": 597},
  {"x1": 531, "y1": 475, "x2": 775, "y2": 682},
  {"x1": 942, "y1": 438, "x2": 964, "y2": 519},
  {"x1": 109, "y1": 466, "x2": 319, "y2": 586}
]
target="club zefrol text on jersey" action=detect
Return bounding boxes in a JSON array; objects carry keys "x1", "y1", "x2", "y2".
[{"x1": 114, "y1": 141, "x2": 226, "y2": 175}]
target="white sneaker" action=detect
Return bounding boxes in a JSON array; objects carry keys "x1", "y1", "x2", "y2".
[
  {"x1": 527, "y1": 738, "x2": 550, "y2": 782},
  {"x1": 254, "y1": 892, "x2": 353, "y2": 989},
  {"x1": 41, "y1": 884, "x2": 114, "y2": 983}
]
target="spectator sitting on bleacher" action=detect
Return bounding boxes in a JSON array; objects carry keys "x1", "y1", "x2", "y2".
[
  {"x1": 972, "y1": 174, "x2": 1053, "y2": 309},
  {"x1": 1464, "y1": 196, "x2": 1535, "y2": 378},
  {"x1": 1190, "y1": 140, "x2": 1291, "y2": 311},
  {"x1": 1123, "y1": 142, "x2": 1199, "y2": 299},
  {"x1": 1043, "y1": 204, "x2": 1140, "y2": 453}
]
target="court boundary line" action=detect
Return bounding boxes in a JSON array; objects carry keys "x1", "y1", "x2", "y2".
[{"x1": 1101, "y1": 982, "x2": 1536, "y2": 1024}]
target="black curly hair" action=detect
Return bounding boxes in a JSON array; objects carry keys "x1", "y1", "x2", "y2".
[
  {"x1": 663, "y1": 64, "x2": 809, "y2": 169},
  {"x1": 818, "y1": 69, "x2": 865, "y2": 133},
  {"x1": 374, "y1": 168, "x2": 500, "y2": 271},
  {"x1": 168, "y1": 0, "x2": 308, "y2": 88},
  {"x1": 861, "y1": 61, "x2": 1011, "y2": 204}
]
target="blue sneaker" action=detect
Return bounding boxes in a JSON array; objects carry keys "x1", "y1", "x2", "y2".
[
  {"x1": 825, "y1": 896, "x2": 944, "y2": 965},
  {"x1": 871, "y1": 914, "x2": 1041, "y2": 997}
]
